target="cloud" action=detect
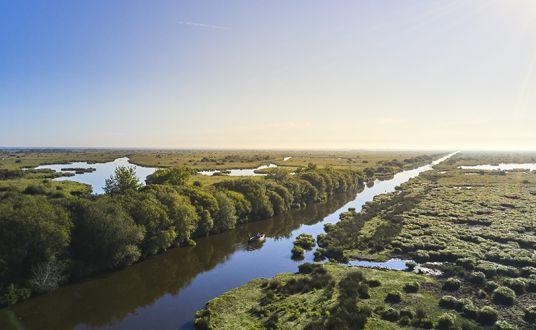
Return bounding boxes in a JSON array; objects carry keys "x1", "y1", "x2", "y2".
[{"x1": 178, "y1": 21, "x2": 230, "y2": 30}]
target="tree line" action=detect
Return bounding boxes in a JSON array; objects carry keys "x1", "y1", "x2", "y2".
[{"x1": 0, "y1": 164, "x2": 363, "y2": 306}]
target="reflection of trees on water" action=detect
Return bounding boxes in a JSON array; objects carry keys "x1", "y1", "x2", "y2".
[{"x1": 2, "y1": 191, "x2": 357, "y2": 330}]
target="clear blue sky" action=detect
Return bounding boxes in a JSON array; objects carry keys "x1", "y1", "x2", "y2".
[{"x1": 2, "y1": 0, "x2": 536, "y2": 149}]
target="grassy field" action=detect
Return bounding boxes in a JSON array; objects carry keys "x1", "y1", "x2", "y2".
[{"x1": 195, "y1": 263, "x2": 467, "y2": 329}]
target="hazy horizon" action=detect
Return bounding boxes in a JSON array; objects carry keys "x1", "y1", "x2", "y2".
[{"x1": 2, "y1": 0, "x2": 536, "y2": 150}]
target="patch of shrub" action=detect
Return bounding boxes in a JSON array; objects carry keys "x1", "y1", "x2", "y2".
[
  {"x1": 291, "y1": 246, "x2": 305, "y2": 259},
  {"x1": 403, "y1": 281, "x2": 420, "y2": 293},
  {"x1": 503, "y1": 278, "x2": 527, "y2": 295},
  {"x1": 381, "y1": 307, "x2": 400, "y2": 322},
  {"x1": 439, "y1": 295, "x2": 463, "y2": 311},
  {"x1": 406, "y1": 261, "x2": 417, "y2": 271},
  {"x1": 368, "y1": 279, "x2": 381, "y2": 287},
  {"x1": 476, "y1": 306, "x2": 498, "y2": 326},
  {"x1": 400, "y1": 307, "x2": 415, "y2": 319},
  {"x1": 461, "y1": 302, "x2": 479, "y2": 320},
  {"x1": 0, "y1": 284, "x2": 31, "y2": 306},
  {"x1": 442, "y1": 278, "x2": 461, "y2": 291},
  {"x1": 491, "y1": 286, "x2": 516, "y2": 305},
  {"x1": 294, "y1": 233, "x2": 315, "y2": 250},
  {"x1": 385, "y1": 290, "x2": 402, "y2": 303},
  {"x1": 469, "y1": 271, "x2": 486, "y2": 285},
  {"x1": 436, "y1": 312, "x2": 456, "y2": 330},
  {"x1": 484, "y1": 281, "x2": 499, "y2": 293},
  {"x1": 524, "y1": 305, "x2": 536, "y2": 324},
  {"x1": 495, "y1": 320, "x2": 516, "y2": 330}
]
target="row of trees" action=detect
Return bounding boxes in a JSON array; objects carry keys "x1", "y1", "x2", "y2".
[{"x1": 0, "y1": 165, "x2": 363, "y2": 306}]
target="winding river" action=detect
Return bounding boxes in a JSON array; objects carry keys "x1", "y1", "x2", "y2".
[{"x1": 0, "y1": 153, "x2": 455, "y2": 330}]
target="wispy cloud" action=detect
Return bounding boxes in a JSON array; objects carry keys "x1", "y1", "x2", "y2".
[{"x1": 178, "y1": 21, "x2": 230, "y2": 30}]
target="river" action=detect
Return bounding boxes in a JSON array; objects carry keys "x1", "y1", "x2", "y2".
[{"x1": 0, "y1": 153, "x2": 455, "y2": 330}]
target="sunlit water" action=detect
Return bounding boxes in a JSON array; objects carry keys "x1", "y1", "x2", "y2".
[
  {"x1": 198, "y1": 164, "x2": 278, "y2": 176},
  {"x1": 460, "y1": 163, "x2": 536, "y2": 171},
  {"x1": 0, "y1": 153, "x2": 455, "y2": 330},
  {"x1": 35, "y1": 158, "x2": 157, "y2": 194}
]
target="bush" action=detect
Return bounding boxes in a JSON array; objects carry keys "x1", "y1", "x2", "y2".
[
  {"x1": 406, "y1": 261, "x2": 417, "y2": 271},
  {"x1": 442, "y1": 278, "x2": 461, "y2": 291},
  {"x1": 461, "y1": 302, "x2": 479, "y2": 320},
  {"x1": 399, "y1": 315, "x2": 411, "y2": 326},
  {"x1": 484, "y1": 281, "x2": 499, "y2": 293},
  {"x1": 525, "y1": 305, "x2": 536, "y2": 323},
  {"x1": 294, "y1": 234, "x2": 315, "y2": 250},
  {"x1": 436, "y1": 312, "x2": 456, "y2": 330},
  {"x1": 439, "y1": 296, "x2": 463, "y2": 310},
  {"x1": 403, "y1": 281, "x2": 420, "y2": 293},
  {"x1": 400, "y1": 307, "x2": 415, "y2": 319},
  {"x1": 477, "y1": 306, "x2": 498, "y2": 326},
  {"x1": 495, "y1": 321, "x2": 516, "y2": 330},
  {"x1": 313, "y1": 248, "x2": 325, "y2": 261},
  {"x1": 0, "y1": 284, "x2": 31, "y2": 306},
  {"x1": 368, "y1": 279, "x2": 381, "y2": 287},
  {"x1": 385, "y1": 291, "x2": 402, "y2": 303},
  {"x1": 503, "y1": 278, "x2": 527, "y2": 295},
  {"x1": 291, "y1": 246, "x2": 305, "y2": 259},
  {"x1": 469, "y1": 271, "x2": 486, "y2": 285},
  {"x1": 491, "y1": 286, "x2": 516, "y2": 305},
  {"x1": 381, "y1": 307, "x2": 400, "y2": 322}
]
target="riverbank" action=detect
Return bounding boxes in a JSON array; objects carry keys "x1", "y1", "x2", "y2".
[{"x1": 199, "y1": 152, "x2": 536, "y2": 329}]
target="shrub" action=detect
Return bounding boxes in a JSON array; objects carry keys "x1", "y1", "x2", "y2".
[
  {"x1": 294, "y1": 234, "x2": 315, "y2": 250},
  {"x1": 469, "y1": 271, "x2": 486, "y2": 285},
  {"x1": 313, "y1": 248, "x2": 325, "y2": 261},
  {"x1": 491, "y1": 286, "x2": 516, "y2": 305},
  {"x1": 484, "y1": 281, "x2": 499, "y2": 293},
  {"x1": 400, "y1": 307, "x2": 415, "y2": 319},
  {"x1": 385, "y1": 291, "x2": 402, "y2": 303},
  {"x1": 298, "y1": 263, "x2": 315, "y2": 274},
  {"x1": 461, "y1": 302, "x2": 479, "y2": 320},
  {"x1": 291, "y1": 246, "x2": 305, "y2": 259},
  {"x1": 503, "y1": 278, "x2": 527, "y2": 295},
  {"x1": 527, "y1": 279, "x2": 536, "y2": 292},
  {"x1": 436, "y1": 312, "x2": 456, "y2": 330},
  {"x1": 406, "y1": 261, "x2": 417, "y2": 271},
  {"x1": 439, "y1": 296, "x2": 463, "y2": 310},
  {"x1": 495, "y1": 321, "x2": 516, "y2": 330},
  {"x1": 399, "y1": 315, "x2": 411, "y2": 326},
  {"x1": 442, "y1": 278, "x2": 461, "y2": 291},
  {"x1": 381, "y1": 307, "x2": 400, "y2": 322},
  {"x1": 403, "y1": 281, "x2": 420, "y2": 293},
  {"x1": 358, "y1": 283, "x2": 370, "y2": 299},
  {"x1": 525, "y1": 305, "x2": 536, "y2": 323},
  {"x1": 477, "y1": 306, "x2": 498, "y2": 326},
  {"x1": 0, "y1": 284, "x2": 31, "y2": 306},
  {"x1": 368, "y1": 279, "x2": 381, "y2": 287},
  {"x1": 417, "y1": 317, "x2": 434, "y2": 329}
]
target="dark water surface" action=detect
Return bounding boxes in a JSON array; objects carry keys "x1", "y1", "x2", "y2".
[{"x1": 0, "y1": 154, "x2": 453, "y2": 330}]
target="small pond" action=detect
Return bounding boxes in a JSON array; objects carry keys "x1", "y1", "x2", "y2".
[
  {"x1": 347, "y1": 258, "x2": 409, "y2": 270},
  {"x1": 35, "y1": 157, "x2": 157, "y2": 194},
  {"x1": 460, "y1": 163, "x2": 536, "y2": 171},
  {"x1": 198, "y1": 163, "x2": 278, "y2": 176}
]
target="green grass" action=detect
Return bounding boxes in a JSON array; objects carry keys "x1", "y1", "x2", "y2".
[{"x1": 197, "y1": 264, "x2": 447, "y2": 329}]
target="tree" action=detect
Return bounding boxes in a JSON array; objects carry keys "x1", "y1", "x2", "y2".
[
  {"x1": 0, "y1": 195, "x2": 71, "y2": 287},
  {"x1": 145, "y1": 167, "x2": 192, "y2": 186},
  {"x1": 71, "y1": 198, "x2": 144, "y2": 273},
  {"x1": 104, "y1": 166, "x2": 141, "y2": 195},
  {"x1": 28, "y1": 260, "x2": 65, "y2": 293},
  {"x1": 213, "y1": 191, "x2": 238, "y2": 233},
  {"x1": 128, "y1": 194, "x2": 176, "y2": 256}
]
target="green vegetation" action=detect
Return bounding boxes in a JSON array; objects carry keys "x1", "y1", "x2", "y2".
[
  {"x1": 197, "y1": 152, "x2": 536, "y2": 329},
  {"x1": 6, "y1": 149, "x2": 434, "y2": 307}
]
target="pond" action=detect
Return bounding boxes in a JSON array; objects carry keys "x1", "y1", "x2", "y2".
[
  {"x1": 347, "y1": 258, "x2": 409, "y2": 270},
  {"x1": 460, "y1": 163, "x2": 536, "y2": 171},
  {"x1": 0, "y1": 153, "x2": 456, "y2": 330},
  {"x1": 35, "y1": 158, "x2": 157, "y2": 194},
  {"x1": 197, "y1": 163, "x2": 278, "y2": 176}
]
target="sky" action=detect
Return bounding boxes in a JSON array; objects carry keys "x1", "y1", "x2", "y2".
[{"x1": 1, "y1": 0, "x2": 536, "y2": 150}]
